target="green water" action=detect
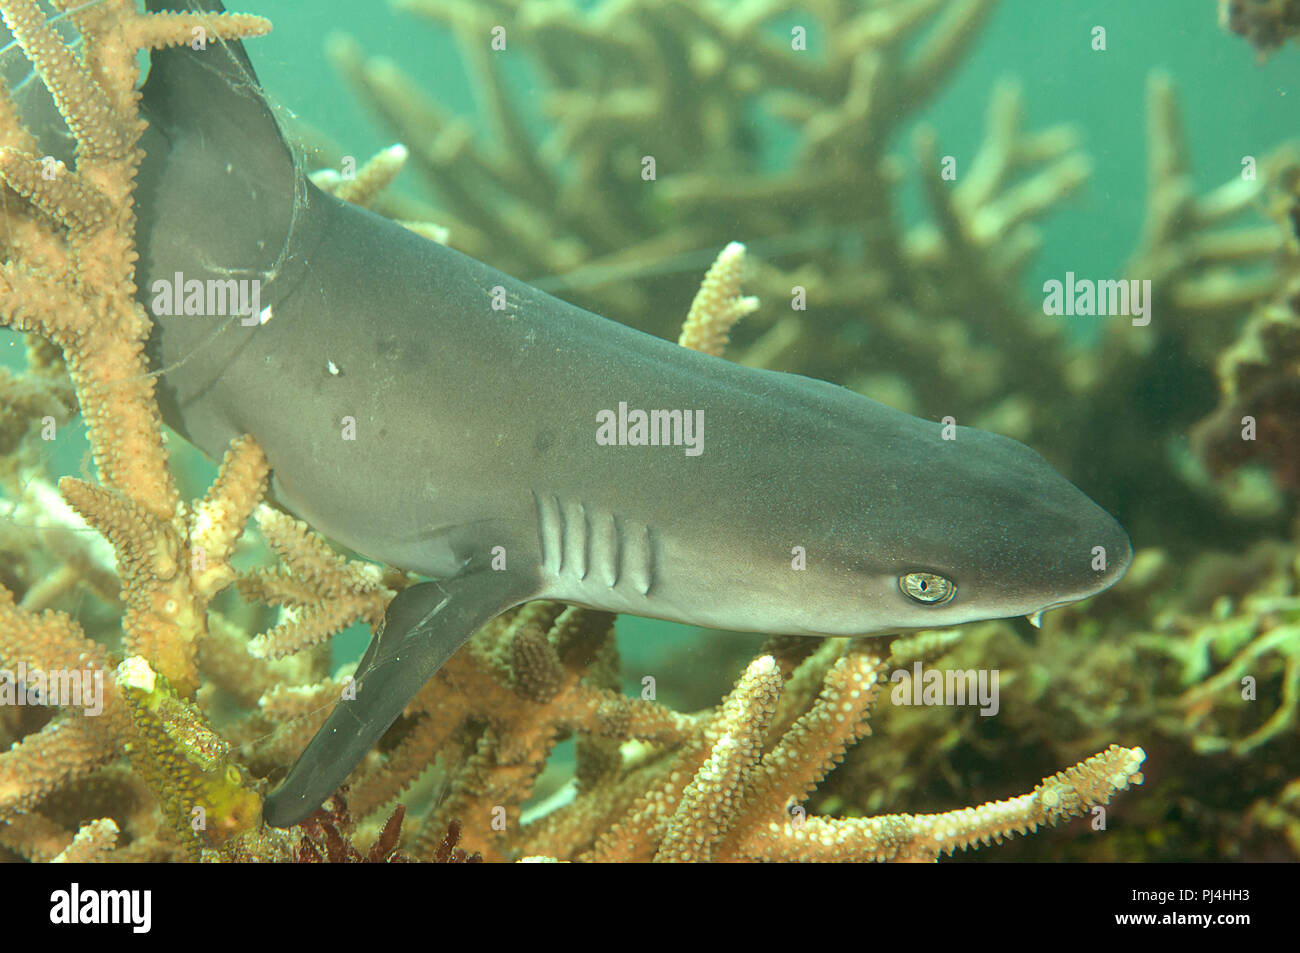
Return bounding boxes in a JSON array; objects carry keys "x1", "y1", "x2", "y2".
[{"x1": 247, "y1": 0, "x2": 1296, "y2": 290}]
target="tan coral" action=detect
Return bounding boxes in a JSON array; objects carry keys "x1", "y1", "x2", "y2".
[
  {"x1": 516, "y1": 639, "x2": 1145, "y2": 863},
  {"x1": 677, "y1": 242, "x2": 759, "y2": 356},
  {"x1": 0, "y1": 0, "x2": 276, "y2": 861},
  {"x1": 52, "y1": 817, "x2": 119, "y2": 862},
  {"x1": 742, "y1": 745, "x2": 1146, "y2": 862},
  {"x1": 238, "y1": 506, "x2": 402, "y2": 661}
]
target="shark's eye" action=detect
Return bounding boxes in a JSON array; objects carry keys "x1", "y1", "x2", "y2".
[{"x1": 899, "y1": 572, "x2": 956, "y2": 605}]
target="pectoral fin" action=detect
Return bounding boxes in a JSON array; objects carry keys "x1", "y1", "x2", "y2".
[{"x1": 262, "y1": 573, "x2": 530, "y2": 828}]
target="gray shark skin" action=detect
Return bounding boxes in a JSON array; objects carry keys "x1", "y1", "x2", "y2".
[{"x1": 129, "y1": 3, "x2": 1132, "y2": 828}]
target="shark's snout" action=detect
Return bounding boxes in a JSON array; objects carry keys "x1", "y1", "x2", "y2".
[
  {"x1": 1022, "y1": 509, "x2": 1130, "y2": 626},
  {"x1": 1098, "y1": 509, "x2": 1133, "y2": 584},
  {"x1": 889, "y1": 425, "x2": 1135, "y2": 627},
  {"x1": 977, "y1": 430, "x2": 1133, "y2": 614}
]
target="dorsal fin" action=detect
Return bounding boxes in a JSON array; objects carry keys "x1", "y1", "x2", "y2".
[
  {"x1": 135, "y1": 0, "x2": 304, "y2": 298},
  {"x1": 139, "y1": 1, "x2": 286, "y2": 169}
]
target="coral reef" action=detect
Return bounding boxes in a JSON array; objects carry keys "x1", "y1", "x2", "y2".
[
  {"x1": 1192, "y1": 154, "x2": 1300, "y2": 492},
  {"x1": 0, "y1": 0, "x2": 1294, "y2": 864},
  {"x1": 0, "y1": 0, "x2": 280, "y2": 862},
  {"x1": 1219, "y1": 0, "x2": 1300, "y2": 57},
  {"x1": 316, "y1": 0, "x2": 1300, "y2": 862}
]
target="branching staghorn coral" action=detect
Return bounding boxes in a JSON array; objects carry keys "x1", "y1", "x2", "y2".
[
  {"x1": 1193, "y1": 302, "x2": 1300, "y2": 491},
  {"x1": 0, "y1": 0, "x2": 280, "y2": 861},
  {"x1": 238, "y1": 506, "x2": 407, "y2": 663},
  {"x1": 504, "y1": 639, "x2": 1144, "y2": 863},
  {"x1": 1191, "y1": 152, "x2": 1300, "y2": 492},
  {"x1": 0, "y1": 0, "x2": 271, "y2": 681},
  {"x1": 327, "y1": 0, "x2": 1006, "y2": 327}
]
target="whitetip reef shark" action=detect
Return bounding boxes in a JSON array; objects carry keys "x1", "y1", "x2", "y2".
[{"x1": 116, "y1": 3, "x2": 1132, "y2": 827}]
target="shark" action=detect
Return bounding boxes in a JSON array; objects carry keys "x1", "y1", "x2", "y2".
[{"x1": 115, "y1": 2, "x2": 1134, "y2": 828}]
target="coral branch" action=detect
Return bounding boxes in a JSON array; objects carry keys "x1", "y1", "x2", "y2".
[{"x1": 743, "y1": 745, "x2": 1147, "y2": 862}]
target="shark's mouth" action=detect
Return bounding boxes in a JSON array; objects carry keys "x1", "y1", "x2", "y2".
[{"x1": 1025, "y1": 598, "x2": 1079, "y2": 629}]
